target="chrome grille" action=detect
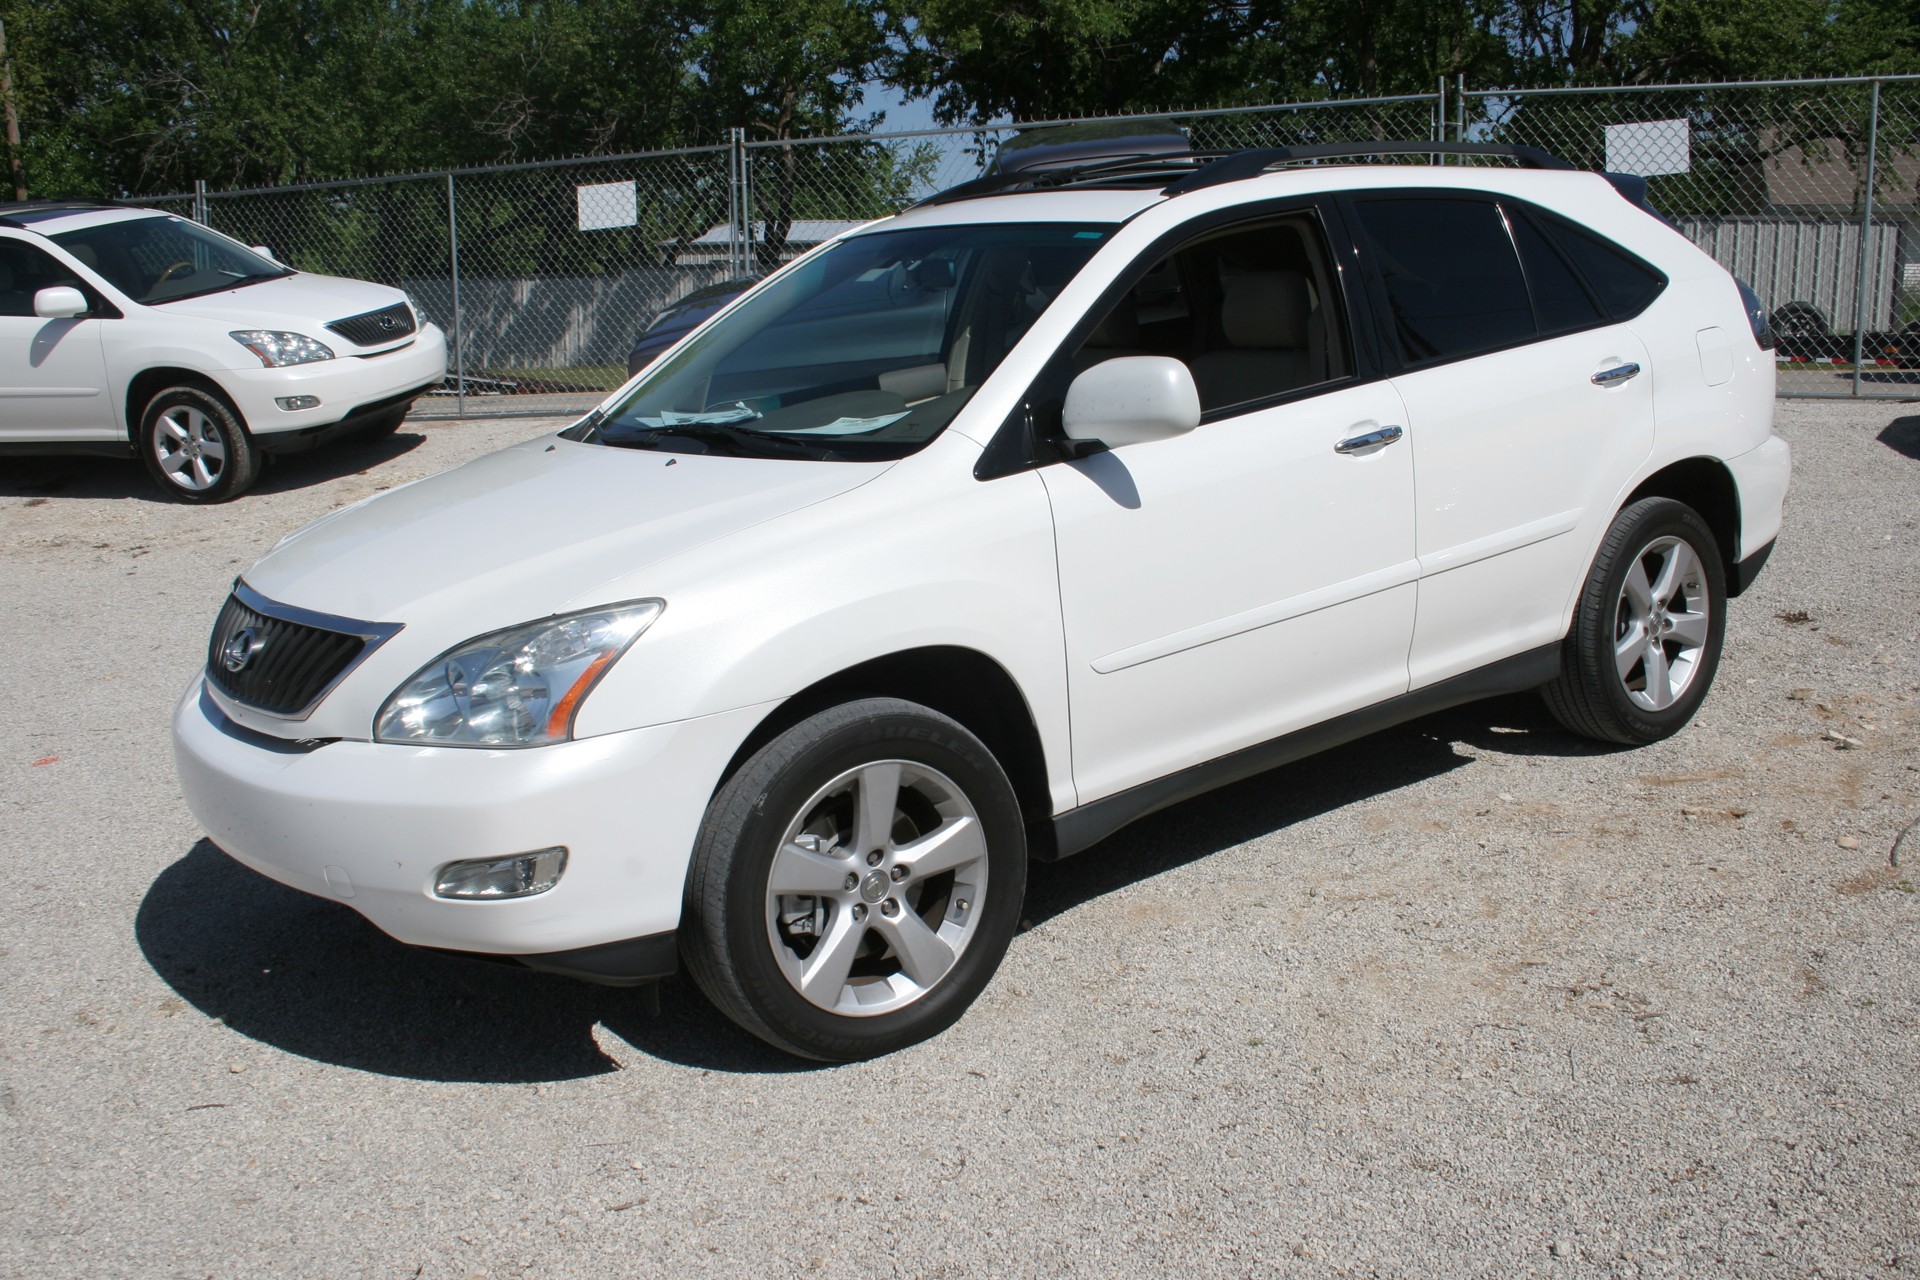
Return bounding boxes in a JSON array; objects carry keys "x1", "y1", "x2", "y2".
[
  {"x1": 205, "y1": 587, "x2": 398, "y2": 718},
  {"x1": 325, "y1": 301, "x2": 416, "y2": 348}
]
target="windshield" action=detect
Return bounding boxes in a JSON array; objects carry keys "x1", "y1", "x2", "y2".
[
  {"x1": 52, "y1": 215, "x2": 292, "y2": 305},
  {"x1": 585, "y1": 222, "x2": 1112, "y2": 460}
]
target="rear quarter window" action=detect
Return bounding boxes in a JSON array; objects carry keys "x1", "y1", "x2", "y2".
[{"x1": 1521, "y1": 205, "x2": 1667, "y2": 321}]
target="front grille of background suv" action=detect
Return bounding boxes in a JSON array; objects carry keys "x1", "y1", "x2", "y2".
[
  {"x1": 325, "y1": 301, "x2": 417, "y2": 348},
  {"x1": 205, "y1": 585, "x2": 401, "y2": 719}
]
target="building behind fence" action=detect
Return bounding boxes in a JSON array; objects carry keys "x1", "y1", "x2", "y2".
[{"x1": 144, "y1": 74, "x2": 1920, "y2": 416}]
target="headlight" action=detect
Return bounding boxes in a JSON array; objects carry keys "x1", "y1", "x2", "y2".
[
  {"x1": 231, "y1": 330, "x2": 335, "y2": 367},
  {"x1": 375, "y1": 601, "x2": 663, "y2": 747},
  {"x1": 405, "y1": 292, "x2": 429, "y2": 326}
]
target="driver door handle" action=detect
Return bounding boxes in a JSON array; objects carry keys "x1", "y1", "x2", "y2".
[
  {"x1": 1591, "y1": 362, "x2": 1642, "y2": 386},
  {"x1": 1334, "y1": 424, "x2": 1404, "y2": 454}
]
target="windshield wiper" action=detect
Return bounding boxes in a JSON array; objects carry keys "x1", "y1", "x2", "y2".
[{"x1": 599, "y1": 420, "x2": 833, "y2": 461}]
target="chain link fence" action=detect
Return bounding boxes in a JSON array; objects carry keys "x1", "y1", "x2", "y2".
[{"x1": 146, "y1": 75, "x2": 1920, "y2": 417}]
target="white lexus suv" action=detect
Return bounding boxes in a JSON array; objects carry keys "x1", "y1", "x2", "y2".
[
  {"x1": 172, "y1": 138, "x2": 1790, "y2": 1060},
  {"x1": 0, "y1": 201, "x2": 448, "y2": 501}
]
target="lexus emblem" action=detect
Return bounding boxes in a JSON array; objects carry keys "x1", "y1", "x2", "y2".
[
  {"x1": 222, "y1": 627, "x2": 264, "y2": 672},
  {"x1": 377, "y1": 314, "x2": 401, "y2": 332}
]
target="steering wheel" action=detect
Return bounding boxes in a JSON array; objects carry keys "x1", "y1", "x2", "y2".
[{"x1": 153, "y1": 260, "x2": 195, "y2": 287}]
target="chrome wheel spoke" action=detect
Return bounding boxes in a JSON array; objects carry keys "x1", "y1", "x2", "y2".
[
  {"x1": 872, "y1": 907, "x2": 954, "y2": 989},
  {"x1": 1668, "y1": 608, "x2": 1709, "y2": 648},
  {"x1": 797, "y1": 909, "x2": 865, "y2": 1005},
  {"x1": 158, "y1": 414, "x2": 191, "y2": 446},
  {"x1": 190, "y1": 456, "x2": 215, "y2": 488},
  {"x1": 894, "y1": 814, "x2": 985, "y2": 880},
  {"x1": 1614, "y1": 619, "x2": 1647, "y2": 681},
  {"x1": 768, "y1": 840, "x2": 851, "y2": 894},
  {"x1": 198, "y1": 434, "x2": 226, "y2": 464},
  {"x1": 160, "y1": 449, "x2": 194, "y2": 477},
  {"x1": 1650, "y1": 542, "x2": 1698, "y2": 606},
  {"x1": 850, "y1": 762, "x2": 902, "y2": 853},
  {"x1": 1621, "y1": 558, "x2": 1654, "y2": 616},
  {"x1": 1642, "y1": 637, "x2": 1674, "y2": 708}
]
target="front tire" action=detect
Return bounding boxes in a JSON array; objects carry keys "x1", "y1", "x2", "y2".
[
  {"x1": 682, "y1": 699, "x2": 1027, "y2": 1061},
  {"x1": 139, "y1": 385, "x2": 259, "y2": 502},
  {"x1": 1543, "y1": 497, "x2": 1727, "y2": 745}
]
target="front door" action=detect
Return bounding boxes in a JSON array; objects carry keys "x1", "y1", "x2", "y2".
[
  {"x1": 0, "y1": 239, "x2": 111, "y2": 441},
  {"x1": 1039, "y1": 213, "x2": 1418, "y2": 804}
]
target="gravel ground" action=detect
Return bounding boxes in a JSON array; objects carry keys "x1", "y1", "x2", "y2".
[{"x1": 1, "y1": 402, "x2": 1915, "y2": 1279}]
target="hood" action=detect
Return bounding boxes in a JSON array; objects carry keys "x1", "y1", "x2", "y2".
[
  {"x1": 242, "y1": 434, "x2": 890, "y2": 626},
  {"x1": 156, "y1": 271, "x2": 404, "y2": 336}
]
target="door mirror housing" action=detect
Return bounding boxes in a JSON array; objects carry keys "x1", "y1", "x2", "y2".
[
  {"x1": 251, "y1": 245, "x2": 277, "y2": 262},
  {"x1": 1062, "y1": 355, "x2": 1201, "y2": 448},
  {"x1": 34, "y1": 286, "x2": 89, "y2": 319}
]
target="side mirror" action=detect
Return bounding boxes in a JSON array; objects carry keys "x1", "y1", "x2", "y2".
[
  {"x1": 34, "y1": 286, "x2": 89, "y2": 319},
  {"x1": 1061, "y1": 355, "x2": 1201, "y2": 448},
  {"x1": 251, "y1": 245, "x2": 276, "y2": 262}
]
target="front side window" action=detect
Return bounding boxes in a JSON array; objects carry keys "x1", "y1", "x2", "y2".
[
  {"x1": 52, "y1": 216, "x2": 290, "y2": 305},
  {"x1": 0, "y1": 240, "x2": 88, "y2": 317},
  {"x1": 1054, "y1": 211, "x2": 1352, "y2": 422},
  {"x1": 587, "y1": 222, "x2": 1111, "y2": 461},
  {"x1": 1351, "y1": 195, "x2": 1535, "y2": 365}
]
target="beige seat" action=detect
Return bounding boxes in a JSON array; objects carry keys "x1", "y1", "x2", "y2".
[{"x1": 1190, "y1": 271, "x2": 1315, "y2": 411}]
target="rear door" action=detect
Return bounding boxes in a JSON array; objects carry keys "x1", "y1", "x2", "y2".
[{"x1": 1345, "y1": 193, "x2": 1659, "y2": 688}]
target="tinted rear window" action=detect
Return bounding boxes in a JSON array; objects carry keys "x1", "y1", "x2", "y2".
[
  {"x1": 1351, "y1": 196, "x2": 1534, "y2": 364},
  {"x1": 1526, "y1": 207, "x2": 1666, "y2": 320},
  {"x1": 1507, "y1": 208, "x2": 1607, "y2": 335}
]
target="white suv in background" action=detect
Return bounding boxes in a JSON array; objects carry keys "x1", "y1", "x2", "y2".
[
  {"x1": 0, "y1": 201, "x2": 447, "y2": 501},
  {"x1": 172, "y1": 137, "x2": 1790, "y2": 1060}
]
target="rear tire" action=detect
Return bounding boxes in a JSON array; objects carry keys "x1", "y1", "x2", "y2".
[
  {"x1": 138, "y1": 385, "x2": 259, "y2": 503},
  {"x1": 1543, "y1": 497, "x2": 1726, "y2": 745},
  {"x1": 681, "y1": 698, "x2": 1027, "y2": 1061}
]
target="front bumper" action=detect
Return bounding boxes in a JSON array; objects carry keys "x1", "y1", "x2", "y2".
[
  {"x1": 218, "y1": 324, "x2": 449, "y2": 439},
  {"x1": 172, "y1": 678, "x2": 770, "y2": 962}
]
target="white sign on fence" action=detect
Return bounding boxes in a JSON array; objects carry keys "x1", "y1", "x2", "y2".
[
  {"x1": 577, "y1": 180, "x2": 638, "y2": 232},
  {"x1": 1604, "y1": 119, "x2": 1691, "y2": 177}
]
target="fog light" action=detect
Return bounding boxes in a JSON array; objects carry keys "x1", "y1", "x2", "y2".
[
  {"x1": 434, "y1": 848, "x2": 567, "y2": 899},
  {"x1": 275, "y1": 395, "x2": 322, "y2": 411}
]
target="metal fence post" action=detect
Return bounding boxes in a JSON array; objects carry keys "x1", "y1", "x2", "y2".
[
  {"x1": 1436, "y1": 77, "x2": 1446, "y2": 148},
  {"x1": 193, "y1": 179, "x2": 208, "y2": 226},
  {"x1": 1455, "y1": 74, "x2": 1466, "y2": 143},
  {"x1": 1850, "y1": 79, "x2": 1882, "y2": 398},
  {"x1": 728, "y1": 127, "x2": 751, "y2": 277},
  {"x1": 447, "y1": 171, "x2": 464, "y2": 417}
]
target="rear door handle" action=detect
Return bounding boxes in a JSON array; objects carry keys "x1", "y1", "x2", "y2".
[
  {"x1": 1334, "y1": 424, "x2": 1404, "y2": 454},
  {"x1": 1591, "y1": 362, "x2": 1642, "y2": 386}
]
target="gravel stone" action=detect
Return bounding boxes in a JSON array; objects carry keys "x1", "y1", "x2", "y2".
[{"x1": 0, "y1": 401, "x2": 1915, "y2": 1278}]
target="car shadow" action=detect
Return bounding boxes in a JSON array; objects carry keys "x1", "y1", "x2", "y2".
[
  {"x1": 1879, "y1": 416, "x2": 1920, "y2": 460},
  {"x1": 0, "y1": 430, "x2": 426, "y2": 502},
  {"x1": 139, "y1": 696, "x2": 1607, "y2": 1080},
  {"x1": 1023, "y1": 692, "x2": 1612, "y2": 927}
]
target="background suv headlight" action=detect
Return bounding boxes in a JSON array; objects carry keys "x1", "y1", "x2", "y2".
[{"x1": 375, "y1": 601, "x2": 663, "y2": 747}]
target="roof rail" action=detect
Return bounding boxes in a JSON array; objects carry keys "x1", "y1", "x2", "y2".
[
  {"x1": 1162, "y1": 141, "x2": 1576, "y2": 196},
  {"x1": 0, "y1": 198, "x2": 139, "y2": 230},
  {"x1": 910, "y1": 152, "x2": 1202, "y2": 209}
]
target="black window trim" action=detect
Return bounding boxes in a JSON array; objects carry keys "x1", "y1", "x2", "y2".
[
  {"x1": 1341, "y1": 188, "x2": 1669, "y2": 377},
  {"x1": 975, "y1": 194, "x2": 1384, "y2": 481}
]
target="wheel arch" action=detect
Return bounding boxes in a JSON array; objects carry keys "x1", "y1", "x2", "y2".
[
  {"x1": 1624, "y1": 456, "x2": 1744, "y2": 595},
  {"x1": 715, "y1": 646, "x2": 1055, "y2": 849},
  {"x1": 124, "y1": 368, "x2": 246, "y2": 445}
]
